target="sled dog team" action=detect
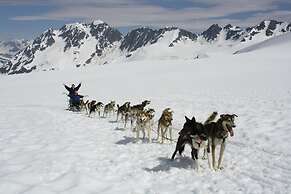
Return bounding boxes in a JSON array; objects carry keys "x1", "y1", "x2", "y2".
[
  {"x1": 85, "y1": 99, "x2": 174, "y2": 144},
  {"x1": 64, "y1": 83, "x2": 238, "y2": 170}
]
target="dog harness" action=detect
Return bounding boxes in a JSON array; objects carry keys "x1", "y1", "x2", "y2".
[{"x1": 190, "y1": 135, "x2": 205, "y2": 149}]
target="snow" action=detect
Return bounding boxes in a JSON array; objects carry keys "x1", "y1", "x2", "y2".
[
  {"x1": 1, "y1": 35, "x2": 291, "y2": 194},
  {"x1": 93, "y1": 20, "x2": 105, "y2": 25},
  {"x1": 0, "y1": 39, "x2": 29, "y2": 59},
  {"x1": 234, "y1": 32, "x2": 291, "y2": 54},
  {"x1": 127, "y1": 30, "x2": 201, "y2": 61}
]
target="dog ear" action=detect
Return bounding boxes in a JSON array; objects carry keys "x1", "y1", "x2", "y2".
[
  {"x1": 191, "y1": 116, "x2": 196, "y2": 123},
  {"x1": 232, "y1": 114, "x2": 238, "y2": 117},
  {"x1": 185, "y1": 116, "x2": 191, "y2": 122}
]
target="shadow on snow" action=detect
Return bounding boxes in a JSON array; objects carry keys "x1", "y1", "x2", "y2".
[
  {"x1": 144, "y1": 156, "x2": 194, "y2": 172},
  {"x1": 115, "y1": 136, "x2": 154, "y2": 145}
]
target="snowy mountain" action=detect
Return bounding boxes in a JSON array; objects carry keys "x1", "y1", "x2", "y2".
[
  {"x1": 201, "y1": 24, "x2": 245, "y2": 42},
  {"x1": 0, "y1": 39, "x2": 29, "y2": 59},
  {"x1": 0, "y1": 39, "x2": 29, "y2": 68},
  {"x1": 243, "y1": 20, "x2": 291, "y2": 42},
  {"x1": 201, "y1": 20, "x2": 291, "y2": 44},
  {"x1": 120, "y1": 27, "x2": 197, "y2": 53},
  {"x1": 1, "y1": 19, "x2": 291, "y2": 75},
  {"x1": 0, "y1": 56, "x2": 9, "y2": 67},
  {"x1": 1, "y1": 20, "x2": 122, "y2": 74},
  {"x1": 120, "y1": 27, "x2": 198, "y2": 60}
]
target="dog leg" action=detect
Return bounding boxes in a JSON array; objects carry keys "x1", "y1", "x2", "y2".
[
  {"x1": 212, "y1": 144, "x2": 216, "y2": 170},
  {"x1": 218, "y1": 141, "x2": 226, "y2": 170},
  {"x1": 191, "y1": 148, "x2": 199, "y2": 170},
  {"x1": 161, "y1": 127, "x2": 167, "y2": 144},
  {"x1": 196, "y1": 158, "x2": 201, "y2": 172},
  {"x1": 171, "y1": 150, "x2": 178, "y2": 160},
  {"x1": 126, "y1": 114, "x2": 130, "y2": 129},
  {"x1": 148, "y1": 128, "x2": 151, "y2": 143},
  {"x1": 178, "y1": 144, "x2": 185, "y2": 155},
  {"x1": 124, "y1": 117, "x2": 127, "y2": 128},
  {"x1": 169, "y1": 126, "x2": 173, "y2": 142},
  {"x1": 136, "y1": 125, "x2": 140, "y2": 141},
  {"x1": 207, "y1": 141, "x2": 212, "y2": 169},
  {"x1": 122, "y1": 114, "x2": 126, "y2": 128},
  {"x1": 160, "y1": 127, "x2": 164, "y2": 144},
  {"x1": 202, "y1": 148, "x2": 208, "y2": 160},
  {"x1": 171, "y1": 137, "x2": 182, "y2": 160},
  {"x1": 130, "y1": 116, "x2": 134, "y2": 130},
  {"x1": 166, "y1": 127, "x2": 170, "y2": 143},
  {"x1": 157, "y1": 124, "x2": 160, "y2": 141},
  {"x1": 85, "y1": 106, "x2": 89, "y2": 115},
  {"x1": 142, "y1": 126, "x2": 146, "y2": 140},
  {"x1": 116, "y1": 111, "x2": 119, "y2": 122},
  {"x1": 148, "y1": 123, "x2": 152, "y2": 143}
]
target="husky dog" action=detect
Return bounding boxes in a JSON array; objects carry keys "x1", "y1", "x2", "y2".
[
  {"x1": 95, "y1": 102, "x2": 104, "y2": 117},
  {"x1": 87, "y1": 101, "x2": 103, "y2": 117},
  {"x1": 103, "y1": 101, "x2": 116, "y2": 117},
  {"x1": 80, "y1": 99, "x2": 88, "y2": 112},
  {"x1": 116, "y1": 102, "x2": 131, "y2": 123},
  {"x1": 202, "y1": 111, "x2": 218, "y2": 159},
  {"x1": 157, "y1": 108, "x2": 173, "y2": 143},
  {"x1": 171, "y1": 116, "x2": 207, "y2": 169},
  {"x1": 135, "y1": 108, "x2": 155, "y2": 142},
  {"x1": 129, "y1": 100, "x2": 151, "y2": 129},
  {"x1": 204, "y1": 113, "x2": 238, "y2": 170},
  {"x1": 86, "y1": 100, "x2": 96, "y2": 116}
]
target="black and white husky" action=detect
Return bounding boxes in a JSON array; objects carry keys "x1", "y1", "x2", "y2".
[
  {"x1": 116, "y1": 102, "x2": 131, "y2": 127},
  {"x1": 86, "y1": 100, "x2": 104, "y2": 117},
  {"x1": 171, "y1": 116, "x2": 208, "y2": 170}
]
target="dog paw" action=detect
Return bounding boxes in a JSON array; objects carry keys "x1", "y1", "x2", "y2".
[
  {"x1": 202, "y1": 156, "x2": 207, "y2": 160},
  {"x1": 218, "y1": 166, "x2": 224, "y2": 170}
]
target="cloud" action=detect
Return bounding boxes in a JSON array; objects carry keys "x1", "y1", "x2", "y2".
[
  {"x1": 0, "y1": 0, "x2": 49, "y2": 5},
  {"x1": 8, "y1": 0, "x2": 291, "y2": 32}
]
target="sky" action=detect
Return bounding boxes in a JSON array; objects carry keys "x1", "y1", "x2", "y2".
[{"x1": 0, "y1": 0, "x2": 291, "y2": 40}]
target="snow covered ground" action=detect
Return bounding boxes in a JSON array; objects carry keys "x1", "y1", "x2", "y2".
[
  {"x1": 234, "y1": 32, "x2": 291, "y2": 54},
  {"x1": 0, "y1": 37, "x2": 291, "y2": 194}
]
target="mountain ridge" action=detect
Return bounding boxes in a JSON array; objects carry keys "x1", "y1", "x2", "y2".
[{"x1": 1, "y1": 19, "x2": 290, "y2": 75}]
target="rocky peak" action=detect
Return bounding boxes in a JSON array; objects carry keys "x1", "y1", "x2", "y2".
[
  {"x1": 201, "y1": 24, "x2": 223, "y2": 41},
  {"x1": 121, "y1": 27, "x2": 197, "y2": 53}
]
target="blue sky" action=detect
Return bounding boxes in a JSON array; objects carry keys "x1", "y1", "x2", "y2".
[{"x1": 0, "y1": 0, "x2": 291, "y2": 40}]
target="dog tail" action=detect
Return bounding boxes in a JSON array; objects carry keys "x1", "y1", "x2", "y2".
[{"x1": 204, "y1": 111, "x2": 218, "y2": 125}]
